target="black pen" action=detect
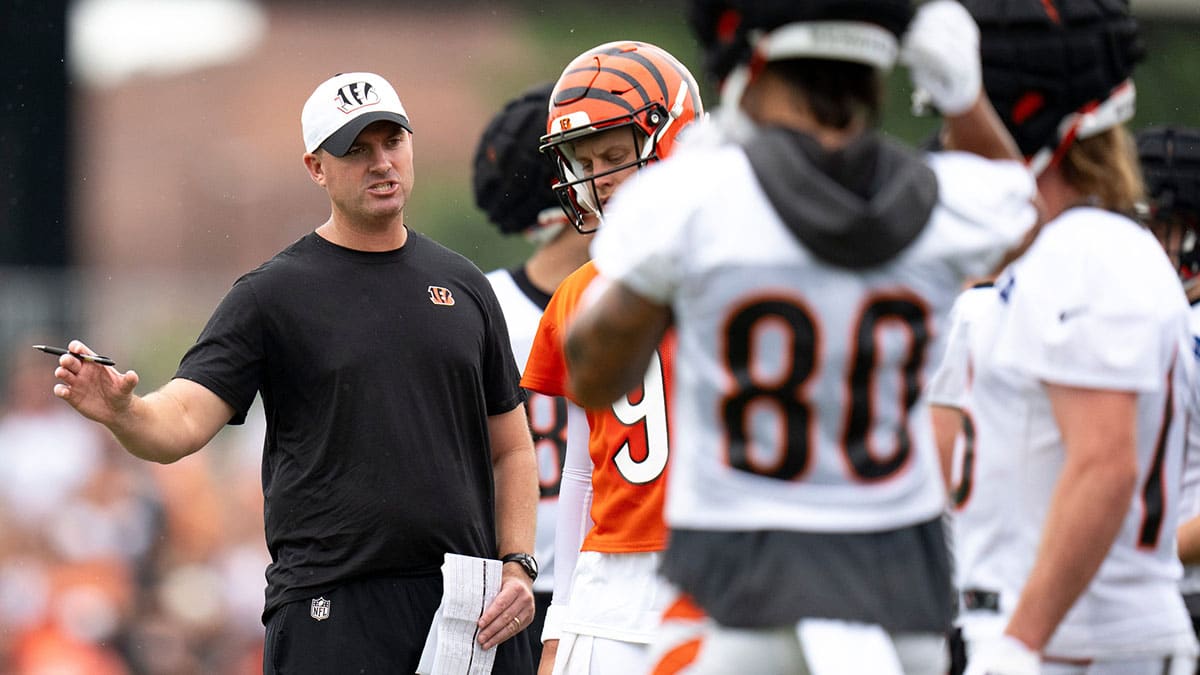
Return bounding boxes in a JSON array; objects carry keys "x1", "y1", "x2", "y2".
[{"x1": 32, "y1": 345, "x2": 117, "y2": 367}]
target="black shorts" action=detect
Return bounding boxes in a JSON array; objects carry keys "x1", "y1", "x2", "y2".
[
  {"x1": 662, "y1": 519, "x2": 952, "y2": 632},
  {"x1": 263, "y1": 574, "x2": 533, "y2": 674}
]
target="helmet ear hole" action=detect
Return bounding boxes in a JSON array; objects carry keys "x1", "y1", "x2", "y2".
[{"x1": 645, "y1": 105, "x2": 666, "y2": 129}]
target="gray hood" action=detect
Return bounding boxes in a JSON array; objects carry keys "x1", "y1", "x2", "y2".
[{"x1": 741, "y1": 126, "x2": 938, "y2": 269}]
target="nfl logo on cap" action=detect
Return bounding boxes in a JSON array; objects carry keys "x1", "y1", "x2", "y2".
[{"x1": 301, "y1": 72, "x2": 413, "y2": 157}]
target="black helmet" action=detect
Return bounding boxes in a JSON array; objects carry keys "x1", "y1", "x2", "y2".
[
  {"x1": 961, "y1": 0, "x2": 1143, "y2": 160},
  {"x1": 687, "y1": 0, "x2": 914, "y2": 86},
  {"x1": 1139, "y1": 126, "x2": 1200, "y2": 219},
  {"x1": 1137, "y1": 126, "x2": 1200, "y2": 283},
  {"x1": 472, "y1": 82, "x2": 559, "y2": 235}
]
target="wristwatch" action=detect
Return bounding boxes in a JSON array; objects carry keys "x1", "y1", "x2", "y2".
[{"x1": 501, "y1": 552, "x2": 538, "y2": 582}]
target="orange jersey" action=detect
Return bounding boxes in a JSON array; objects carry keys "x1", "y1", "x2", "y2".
[{"x1": 521, "y1": 261, "x2": 673, "y2": 553}]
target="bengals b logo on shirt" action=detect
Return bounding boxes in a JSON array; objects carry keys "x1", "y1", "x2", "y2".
[{"x1": 428, "y1": 285, "x2": 455, "y2": 306}]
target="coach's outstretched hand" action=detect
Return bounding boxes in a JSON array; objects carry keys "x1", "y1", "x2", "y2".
[
  {"x1": 901, "y1": 0, "x2": 983, "y2": 116},
  {"x1": 52, "y1": 339, "x2": 139, "y2": 425}
]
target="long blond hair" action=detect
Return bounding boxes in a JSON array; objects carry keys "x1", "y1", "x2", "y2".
[{"x1": 1060, "y1": 126, "x2": 1145, "y2": 216}]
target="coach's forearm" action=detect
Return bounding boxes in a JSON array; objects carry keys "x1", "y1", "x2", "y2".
[
  {"x1": 493, "y1": 456, "x2": 537, "y2": 557},
  {"x1": 110, "y1": 379, "x2": 231, "y2": 464},
  {"x1": 490, "y1": 407, "x2": 538, "y2": 557}
]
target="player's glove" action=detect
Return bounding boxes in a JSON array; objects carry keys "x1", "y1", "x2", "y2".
[
  {"x1": 963, "y1": 635, "x2": 1041, "y2": 675},
  {"x1": 900, "y1": 0, "x2": 982, "y2": 116}
]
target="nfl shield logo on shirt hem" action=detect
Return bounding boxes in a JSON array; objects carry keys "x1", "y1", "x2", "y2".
[{"x1": 310, "y1": 597, "x2": 331, "y2": 621}]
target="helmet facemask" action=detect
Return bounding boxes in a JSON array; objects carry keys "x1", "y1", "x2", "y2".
[{"x1": 543, "y1": 107, "x2": 660, "y2": 234}]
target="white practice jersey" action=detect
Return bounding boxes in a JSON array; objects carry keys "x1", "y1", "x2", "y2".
[
  {"x1": 487, "y1": 268, "x2": 564, "y2": 594},
  {"x1": 924, "y1": 285, "x2": 992, "y2": 413},
  {"x1": 972, "y1": 207, "x2": 1195, "y2": 660},
  {"x1": 591, "y1": 141, "x2": 1037, "y2": 534},
  {"x1": 1178, "y1": 301, "x2": 1200, "y2": 597},
  {"x1": 925, "y1": 284, "x2": 1027, "y2": 641}
]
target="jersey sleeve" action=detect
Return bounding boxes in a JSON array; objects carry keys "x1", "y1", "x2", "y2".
[
  {"x1": 925, "y1": 288, "x2": 980, "y2": 409},
  {"x1": 520, "y1": 264, "x2": 596, "y2": 400},
  {"x1": 475, "y1": 271, "x2": 527, "y2": 416},
  {"x1": 175, "y1": 275, "x2": 266, "y2": 425},
  {"x1": 590, "y1": 160, "x2": 695, "y2": 306},
  {"x1": 994, "y1": 211, "x2": 1181, "y2": 392},
  {"x1": 1183, "y1": 335, "x2": 1200, "y2": 516},
  {"x1": 1185, "y1": 312, "x2": 1200, "y2": 513},
  {"x1": 925, "y1": 152, "x2": 1038, "y2": 281}
]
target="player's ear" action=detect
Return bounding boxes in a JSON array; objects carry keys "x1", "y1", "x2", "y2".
[{"x1": 303, "y1": 152, "x2": 326, "y2": 186}]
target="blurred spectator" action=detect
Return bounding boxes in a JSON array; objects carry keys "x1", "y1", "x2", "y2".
[
  {"x1": 0, "y1": 343, "x2": 107, "y2": 523},
  {"x1": 0, "y1": 341, "x2": 268, "y2": 673}
]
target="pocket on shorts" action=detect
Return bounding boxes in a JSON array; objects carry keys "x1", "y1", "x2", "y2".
[{"x1": 264, "y1": 602, "x2": 291, "y2": 674}]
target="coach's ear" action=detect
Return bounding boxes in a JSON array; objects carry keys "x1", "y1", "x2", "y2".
[{"x1": 304, "y1": 151, "x2": 326, "y2": 187}]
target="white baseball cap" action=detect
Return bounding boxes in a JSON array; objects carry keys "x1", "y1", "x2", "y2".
[{"x1": 301, "y1": 72, "x2": 413, "y2": 156}]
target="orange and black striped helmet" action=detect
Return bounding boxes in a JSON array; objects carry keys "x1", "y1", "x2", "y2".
[{"x1": 540, "y1": 41, "x2": 704, "y2": 233}]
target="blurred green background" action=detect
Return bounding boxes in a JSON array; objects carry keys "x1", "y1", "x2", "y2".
[
  {"x1": 423, "y1": 4, "x2": 1200, "y2": 274},
  {"x1": 0, "y1": 0, "x2": 1198, "y2": 391}
]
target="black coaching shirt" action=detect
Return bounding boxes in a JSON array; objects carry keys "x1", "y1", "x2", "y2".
[{"x1": 175, "y1": 230, "x2": 525, "y2": 620}]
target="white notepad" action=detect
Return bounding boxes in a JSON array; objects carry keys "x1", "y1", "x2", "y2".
[{"x1": 416, "y1": 553, "x2": 502, "y2": 675}]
